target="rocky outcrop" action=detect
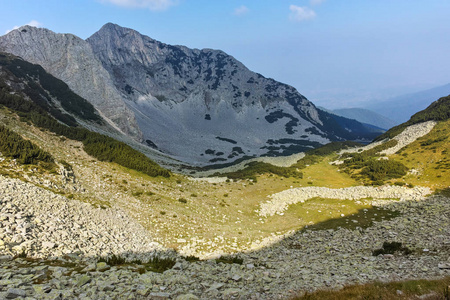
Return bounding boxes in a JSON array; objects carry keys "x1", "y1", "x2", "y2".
[{"x1": 0, "y1": 175, "x2": 163, "y2": 259}]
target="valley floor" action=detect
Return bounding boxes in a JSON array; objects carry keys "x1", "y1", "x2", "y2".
[{"x1": 0, "y1": 175, "x2": 449, "y2": 299}]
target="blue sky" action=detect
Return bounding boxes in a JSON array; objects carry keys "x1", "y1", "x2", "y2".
[{"x1": 1, "y1": 0, "x2": 449, "y2": 108}]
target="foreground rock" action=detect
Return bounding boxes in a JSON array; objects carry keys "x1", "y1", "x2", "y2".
[
  {"x1": 0, "y1": 175, "x2": 449, "y2": 299},
  {"x1": 0, "y1": 175, "x2": 165, "y2": 259}
]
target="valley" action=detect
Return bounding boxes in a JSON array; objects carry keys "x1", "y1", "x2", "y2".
[
  {"x1": 0, "y1": 22, "x2": 449, "y2": 300},
  {"x1": 0, "y1": 92, "x2": 449, "y2": 298}
]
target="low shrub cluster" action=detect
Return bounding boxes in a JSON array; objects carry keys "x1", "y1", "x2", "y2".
[
  {"x1": 215, "y1": 255, "x2": 243, "y2": 265},
  {"x1": 98, "y1": 254, "x2": 126, "y2": 266},
  {"x1": 220, "y1": 161, "x2": 303, "y2": 181},
  {"x1": 340, "y1": 140, "x2": 407, "y2": 184},
  {"x1": 0, "y1": 125, "x2": 55, "y2": 168},
  {"x1": 98, "y1": 254, "x2": 176, "y2": 273},
  {"x1": 372, "y1": 241, "x2": 412, "y2": 256}
]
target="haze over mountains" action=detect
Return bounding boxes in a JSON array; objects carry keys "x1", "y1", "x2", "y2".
[
  {"x1": 364, "y1": 83, "x2": 450, "y2": 125},
  {"x1": 0, "y1": 23, "x2": 380, "y2": 166},
  {"x1": 329, "y1": 108, "x2": 397, "y2": 130}
]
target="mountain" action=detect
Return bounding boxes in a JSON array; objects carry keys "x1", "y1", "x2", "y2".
[
  {"x1": 0, "y1": 52, "x2": 170, "y2": 177},
  {"x1": 0, "y1": 23, "x2": 378, "y2": 166},
  {"x1": 364, "y1": 83, "x2": 450, "y2": 124},
  {"x1": 331, "y1": 108, "x2": 397, "y2": 130}
]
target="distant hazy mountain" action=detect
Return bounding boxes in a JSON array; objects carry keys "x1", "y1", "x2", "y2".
[
  {"x1": 364, "y1": 83, "x2": 450, "y2": 125},
  {"x1": 331, "y1": 108, "x2": 397, "y2": 130},
  {"x1": 317, "y1": 107, "x2": 386, "y2": 137},
  {"x1": 0, "y1": 23, "x2": 378, "y2": 166}
]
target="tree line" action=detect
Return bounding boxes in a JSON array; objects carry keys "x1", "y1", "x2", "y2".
[{"x1": 0, "y1": 69, "x2": 170, "y2": 178}]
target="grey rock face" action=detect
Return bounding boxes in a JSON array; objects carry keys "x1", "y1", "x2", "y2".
[
  {"x1": 86, "y1": 23, "x2": 331, "y2": 165},
  {"x1": 0, "y1": 25, "x2": 141, "y2": 140}
]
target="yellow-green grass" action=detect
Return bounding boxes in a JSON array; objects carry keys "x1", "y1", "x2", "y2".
[
  {"x1": 390, "y1": 119, "x2": 450, "y2": 189},
  {"x1": 300, "y1": 156, "x2": 358, "y2": 188},
  {"x1": 292, "y1": 276, "x2": 450, "y2": 300},
  {"x1": 0, "y1": 112, "x2": 389, "y2": 254},
  {"x1": 0, "y1": 107, "x2": 440, "y2": 255},
  {"x1": 280, "y1": 197, "x2": 399, "y2": 232}
]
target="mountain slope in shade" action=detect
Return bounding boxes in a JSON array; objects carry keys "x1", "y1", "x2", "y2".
[
  {"x1": 0, "y1": 25, "x2": 141, "y2": 139},
  {"x1": 332, "y1": 108, "x2": 397, "y2": 130},
  {"x1": 0, "y1": 23, "x2": 378, "y2": 166},
  {"x1": 365, "y1": 83, "x2": 450, "y2": 125}
]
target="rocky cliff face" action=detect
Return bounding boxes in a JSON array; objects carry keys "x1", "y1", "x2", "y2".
[
  {"x1": 0, "y1": 26, "x2": 141, "y2": 139},
  {"x1": 0, "y1": 23, "x2": 372, "y2": 166}
]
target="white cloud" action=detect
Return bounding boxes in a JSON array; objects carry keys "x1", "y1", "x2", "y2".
[
  {"x1": 310, "y1": 0, "x2": 325, "y2": 5},
  {"x1": 100, "y1": 0, "x2": 177, "y2": 11},
  {"x1": 5, "y1": 20, "x2": 43, "y2": 34},
  {"x1": 234, "y1": 5, "x2": 249, "y2": 16},
  {"x1": 289, "y1": 5, "x2": 316, "y2": 22}
]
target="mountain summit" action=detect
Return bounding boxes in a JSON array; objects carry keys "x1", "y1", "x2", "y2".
[{"x1": 0, "y1": 23, "x2": 377, "y2": 165}]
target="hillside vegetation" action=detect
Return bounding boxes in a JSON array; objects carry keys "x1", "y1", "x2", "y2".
[
  {"x1": 0, "y1": 125, "x2": 54, "y2": 168},
  {"x1": 221, "y1": 96, "x2": 449, "y2": 187},
  {"x1": 219, "y1": 141, "x2": 362, "y2": 181},
  {"x1": 0, "y1": 53, "x2": 170, "y2": 178},
  {"x1": 0, "y1": 53, "x2": 102, "y2": 124}
]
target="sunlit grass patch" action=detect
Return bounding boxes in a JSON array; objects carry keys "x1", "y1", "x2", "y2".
[
  {"x1": 292, "y1": 276, "x2": 450, "y2": 300},
  {"x1": 279, "y1": 197, "x2": 400, "y2": 232}
]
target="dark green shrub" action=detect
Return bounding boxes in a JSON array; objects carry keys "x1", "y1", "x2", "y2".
[
  {"x1": 98, "y1": 254, "x2": 126, "y2": 266},
  {"x1": 372, "y1": 242, "x2": 412, "y2": 256},
  {"x1": 146, "y1": 257, "x2": 176, "y2": 273},
  {"x1": 14, "y1": 250, "x2": 28, "y2": 259},
  {"x1": 183, "y1": 255, "x2": 200, "y2": 262},
  {"x1": 215, "y1": 255, "x2": 243, "y2": 265},
  {"x1": 0, "y1": 125, "x2": 55, "y2": 168},
  {"x1": 221, "y1": 161, "x2": 302, "y2": 180},
  {"x1": 360, "y1": 159, "x2": 408, "y2": 181}
]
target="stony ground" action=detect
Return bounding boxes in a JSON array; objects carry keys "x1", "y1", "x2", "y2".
[
  {"x1": 1, "y1": 175, "x2": 449, "y2": 299},
  {"x1": 339, "y1": 120, "x2": 437, "y2": 156}
]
